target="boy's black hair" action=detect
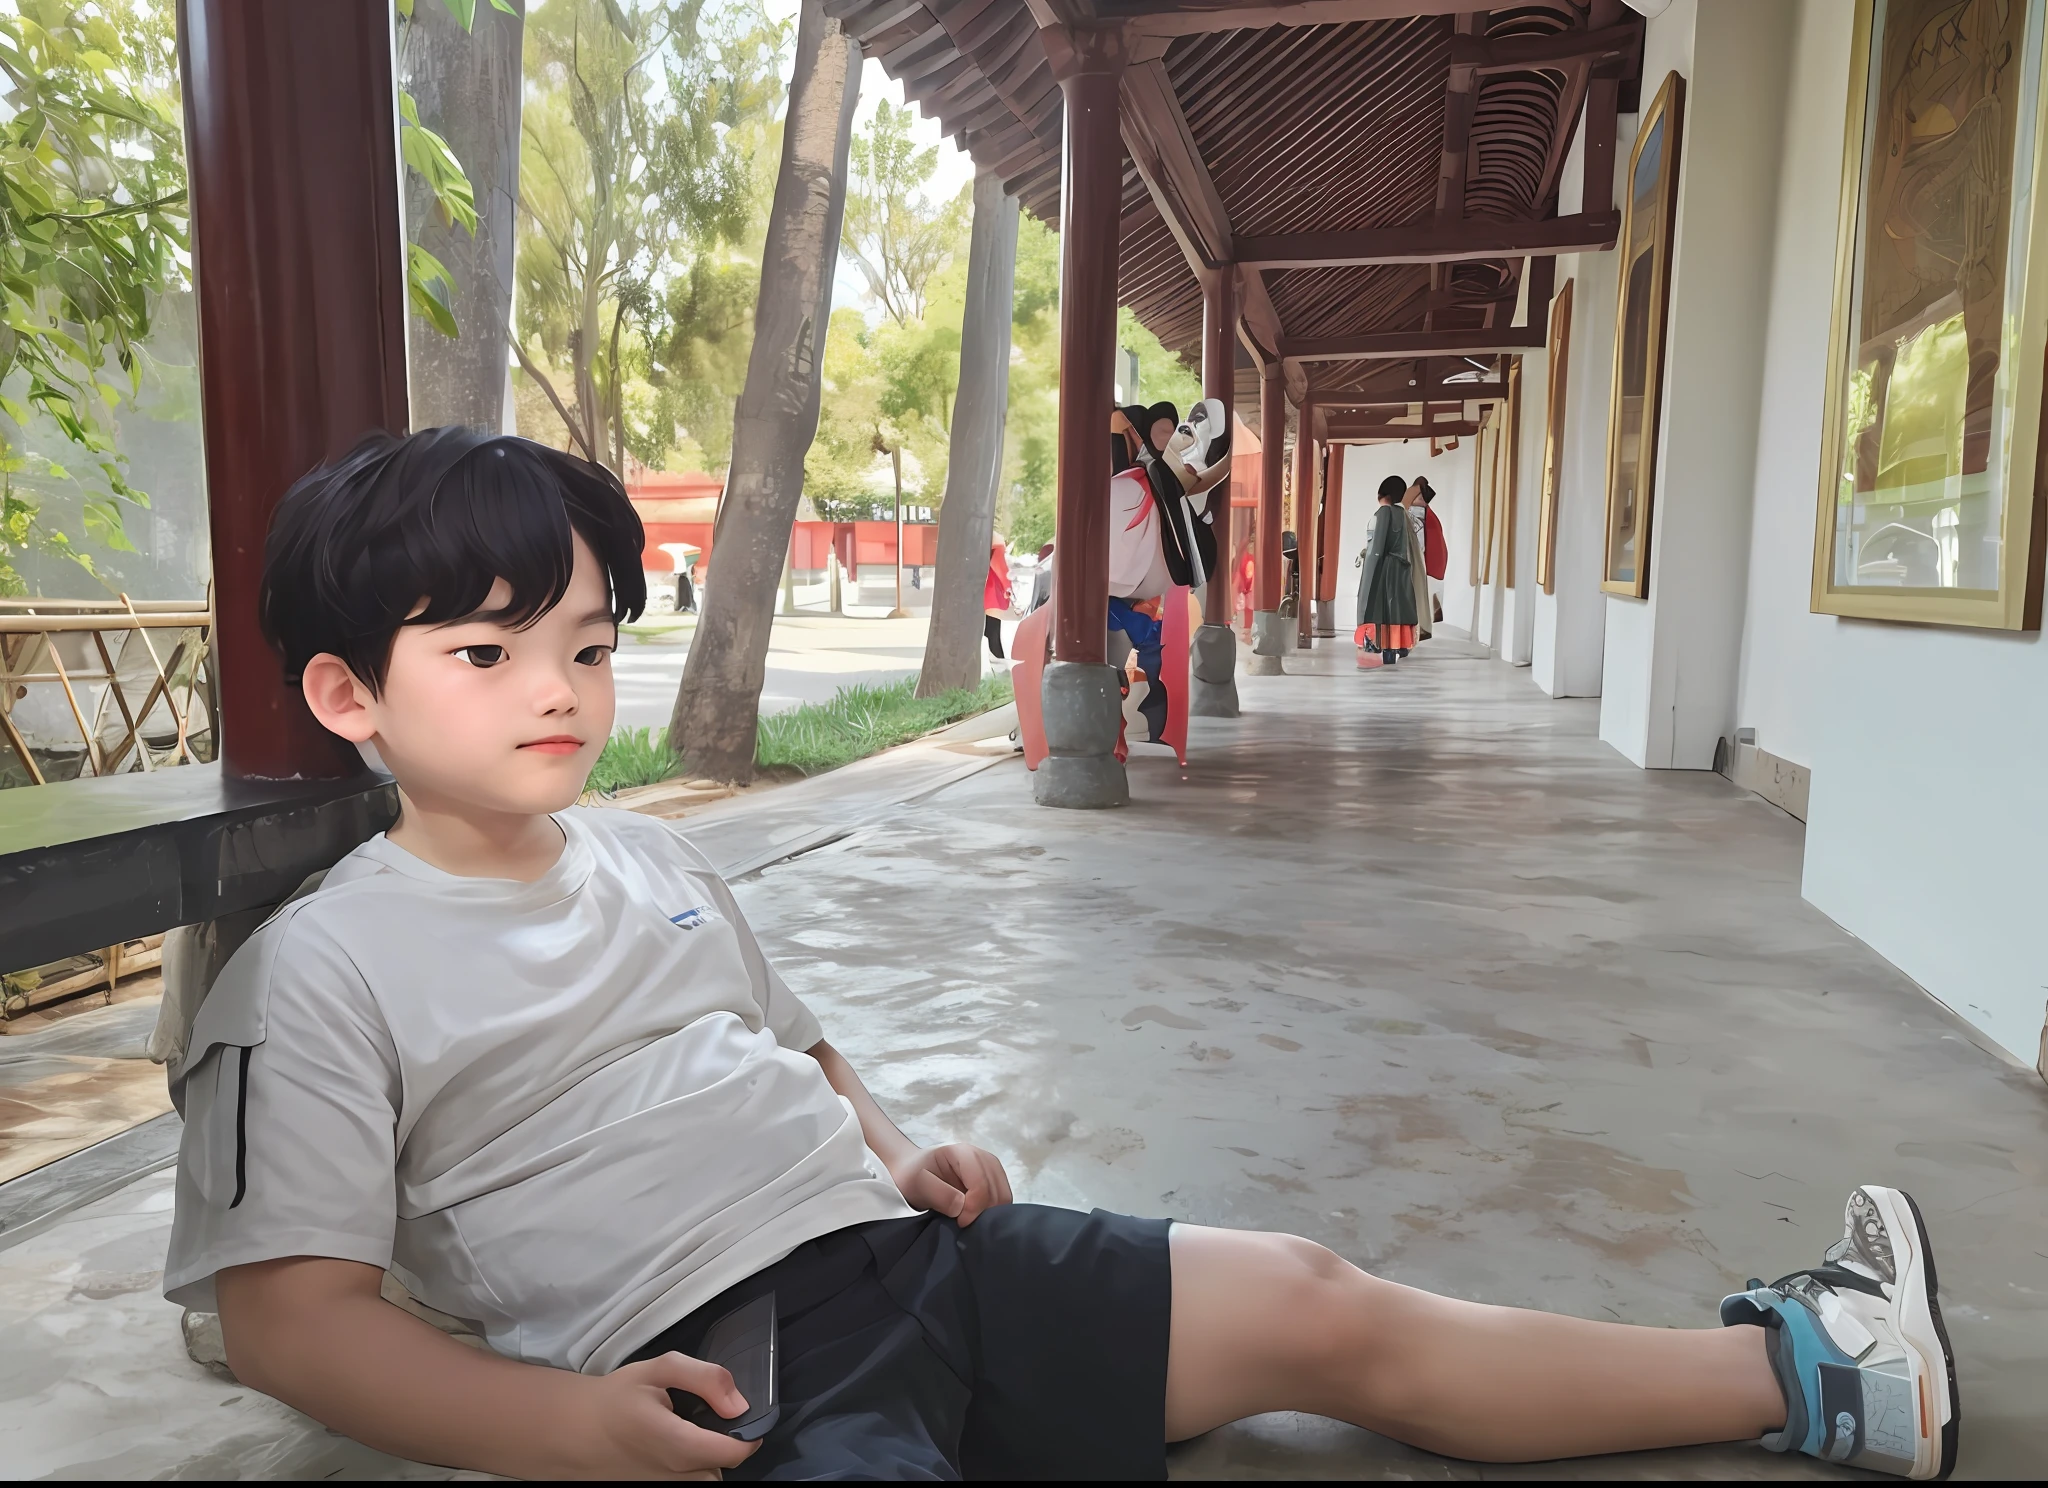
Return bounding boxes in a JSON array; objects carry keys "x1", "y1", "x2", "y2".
[
  {"x1": 1377, "y1": 475, "x2": 1407, "y2": 501},
  {"x1": 1418, "y1": 478, "x2": 1436, "y2": 505},
  {"x1": 1143, "y1": 401, "x2": 1180, "y2": 444},
  {"x1": 260, "y1": 427, "x2": 647, "y2": 695}
]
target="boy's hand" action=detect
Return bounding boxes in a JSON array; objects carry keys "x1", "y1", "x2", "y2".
[
  {"x1": 889, "y1": 1143, "x2": 1013, "y2": 1226},
  {"x1": 582, "y1": 1353, "x2": 763, "y2": 1479}
]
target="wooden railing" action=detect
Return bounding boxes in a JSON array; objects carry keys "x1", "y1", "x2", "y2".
[{"x1": 0, "y1": 596, "x2": 214, "y2": 787}]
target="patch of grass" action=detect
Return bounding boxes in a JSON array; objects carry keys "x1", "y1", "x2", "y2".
[
  {"x1": 586, "y1": 725, "x2": 680, "y2": 793},
  {"x1": 755, "y1": 673, "x2": 1013, "y2": 776},
  {"x1": 619, "y1": 616, "x2": 696, "y2": 641},
  {"x1": 586, "y1": 672, "x2": 1014, "y2": 794}
]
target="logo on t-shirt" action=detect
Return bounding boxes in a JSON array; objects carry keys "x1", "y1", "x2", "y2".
[{"x1": 668, "y1": 905, "x2": 714, "y2": 930}]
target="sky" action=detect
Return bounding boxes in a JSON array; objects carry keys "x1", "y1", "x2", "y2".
[{"x1": 761, "y1": 0, "x2": 979, "y2": 317}]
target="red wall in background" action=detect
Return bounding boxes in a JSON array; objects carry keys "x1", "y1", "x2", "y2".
[{"x1": 632, "y1": 488, "x2": 937, "y2": 579}]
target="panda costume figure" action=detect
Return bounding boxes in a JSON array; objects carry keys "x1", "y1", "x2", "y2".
[
  {"x1": 1012, "y1": 397, "x2": 1234, "y2": 774},
  {"x1": 1104, "y1": 399, "x2": 1231, "y2": 753}
]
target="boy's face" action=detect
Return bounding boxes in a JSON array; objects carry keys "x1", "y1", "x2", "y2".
[{"x1": 305, "y1": 532, "x2": 618, "y2": 817}]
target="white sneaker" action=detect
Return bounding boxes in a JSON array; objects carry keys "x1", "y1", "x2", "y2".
[{"x1": 1721, "y1": 1186, "x2": 1958, "y2": 1479}]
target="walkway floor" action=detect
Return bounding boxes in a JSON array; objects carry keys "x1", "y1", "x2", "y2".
[
  {"x1": 615, "y1": 609, "x2": 1024, "y2": 731},
  {"x1": 4, "y1": 639, "x2": 2045, "y2": 1477}
]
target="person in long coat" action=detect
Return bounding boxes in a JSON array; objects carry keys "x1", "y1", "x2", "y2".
[
  {"x1": 1403, "y1": 480, "x2": 1433, "y2": 642},
  {"x1": 1355, "y1": 476, "x2": 1419, "y2": 664}
]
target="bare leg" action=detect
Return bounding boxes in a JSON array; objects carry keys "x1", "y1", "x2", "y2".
[{"x1": 1165, "y1": 1225, "x2": 1785, "y2": 1462}]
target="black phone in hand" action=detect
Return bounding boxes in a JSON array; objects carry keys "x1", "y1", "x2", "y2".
[{"x1": 668, "y1": 1291, "x2": 780, "y2": 1442}]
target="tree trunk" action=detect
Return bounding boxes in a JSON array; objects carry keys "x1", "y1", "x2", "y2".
[
  {"x1": 402, "y1": 0, "x2": 523, "y2": 431},
  {"x1": 668, "y1": 1, "x2": 859, "y2": 781},
  {"x1": 915, "y1": 172, "x2": 1018, "y2": 698}
]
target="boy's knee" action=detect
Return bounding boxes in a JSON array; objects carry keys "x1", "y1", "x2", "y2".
[{"x1": 1263, "y1": 1234, "x2": 1367, "y2": 1362}]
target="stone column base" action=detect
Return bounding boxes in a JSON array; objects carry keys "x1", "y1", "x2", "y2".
[
  {"x1": 1033, "y1": 660, "x2": 1129, "y2": 808},
  {"x1": 1189, "y1": 623, "x2": 1240, "y2": 717},
  {"x1": 1247, "y1": 610, "x2": 1289, "y2": 674},
  {"x1": 1314, "y1": 598, "x2": 1336, "y2": 637}
]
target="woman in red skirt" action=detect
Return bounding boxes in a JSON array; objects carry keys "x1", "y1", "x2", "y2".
[{"x1": 1354, "y1": 476, "x2": 1418, "y2": 664}]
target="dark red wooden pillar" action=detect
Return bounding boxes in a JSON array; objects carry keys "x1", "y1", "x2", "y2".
[
  {"x1": 1050, "y1": 30, "x2": 1128, "y2": 666},
  {"x1": 180, "y1": 0, "x2": 410, "y2": 781},
  {"x1": 1255, "y1": 367, "x2": 1285, "y2": 612},
  {"x1": 1200, "y1": 269, "x2": 1237, "y2": 627}
]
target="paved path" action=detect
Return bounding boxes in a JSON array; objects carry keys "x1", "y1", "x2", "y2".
[
  {"x1": 612, "y1": 611, "x2": 1017, "y2": 730},
  {"x1": 4, "y1": 639, "x2": 2044, "y2": 1478}
]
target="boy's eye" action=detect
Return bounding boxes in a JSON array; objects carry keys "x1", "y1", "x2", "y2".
[
  {"x1": 453, "y1": 644, "x2": 507, "y2": 668},
  {"x1": 574, "y1": 644, "x2": 613, "y2": 667}
]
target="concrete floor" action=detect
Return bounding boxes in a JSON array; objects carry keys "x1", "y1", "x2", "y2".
[{"x1": 4, "y1": 639, "x2": 2045, "y2": 1477}]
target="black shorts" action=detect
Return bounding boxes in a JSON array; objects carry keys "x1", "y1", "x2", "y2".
[{"x1": 631, "y1": 1205, "x2": 1173, "y2": 1480}]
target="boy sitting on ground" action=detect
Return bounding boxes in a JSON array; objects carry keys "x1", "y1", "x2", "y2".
[{"x1": 164, "y1": 428, "x2": 1959, "y2": 1480}]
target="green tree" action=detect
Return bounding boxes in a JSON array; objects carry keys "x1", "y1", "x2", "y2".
[
  {"x1": 640, "y1": 10, "x2": 788, "y2": 470},
  {"x1": 669, "y1": 0, "x2": 859, "y2": 782},
  {"x1": 811, "y1": 101, "x2": 969, "y2": 517},
  {"x1": 0, "y1": 0, "x2": 184, "y2": 593},
  {"x1": 804, "y1": 307, "x2": 887, "y2": 519},
  {"x1": 840, "y1": 98, "x2": 967, "y2": 327},
  {"x1": 396, "y1": 0, "x2": 523, "y2": 429},
  {"x1": 514, "y1": 0, "x2": 784, "y2": 474}
]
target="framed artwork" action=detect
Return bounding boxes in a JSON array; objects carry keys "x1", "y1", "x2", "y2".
[
  {"x1": 1502, "y1": 358, "x2": 1521, "y2": 587},
  {"x1": 1811, "y1": 0, "x2": 2048, "y2": 629},
  {"x1": 1482, "y1": 413, "x2": 1499, "y2": 593},
  {"x1": 1538, "y1": 278, "x2": 1574, "y2": 593},
  {"x1": 1602, "y1": 71, "x2": 1685, "y2": 598}
]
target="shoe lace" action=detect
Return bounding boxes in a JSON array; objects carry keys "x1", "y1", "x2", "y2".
[{"x1": 1758, "y1": 1260, "x2": 1887, "y2": 1301}]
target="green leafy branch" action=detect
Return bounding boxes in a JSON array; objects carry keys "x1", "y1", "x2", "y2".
[
  {"x1": 0, "y1": 1, "x2": 185, "y2": 593},
  {"x1": 395, "y1": 0, "x2": 512, "y2": 340}
]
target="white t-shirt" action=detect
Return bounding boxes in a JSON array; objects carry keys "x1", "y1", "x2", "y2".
[{"x1": 162, "y1": 808, "x2": 916, "y2": 1374}]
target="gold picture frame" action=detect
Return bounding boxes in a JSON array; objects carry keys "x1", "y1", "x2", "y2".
[
  {"x1": 1810, "y1": 0, "x2": 2048, "y2": 629},
  {"x1": 1470, "y1": 408, "x2": 1488, "y2": 587},
  {"x1": 1502, "y1": 358, "x2": 1521, "y2": 588},
  {"x1": 1601, "y1": 71, "x2": 1685, "y2": 598},
  {"x1": 1537, "y1": 278, "x2": 1574, "y2": 593}
]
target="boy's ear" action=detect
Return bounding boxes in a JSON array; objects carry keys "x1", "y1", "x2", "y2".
[{"x1": 301, "y1": 653, "x2": 379, "y2": 743}]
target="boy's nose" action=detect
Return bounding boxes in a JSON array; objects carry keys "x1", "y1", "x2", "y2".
[{"x1": 533, "y1": 666, "x2": 580, "y2": 714}]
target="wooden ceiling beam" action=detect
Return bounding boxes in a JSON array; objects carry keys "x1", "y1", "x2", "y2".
[
  {"x1": 1326, "y1": 419, "x2": 1483, "y2": 441},
  {"x1": 1435, "y1": 12, "x2": 1480, "y2": 224},
  {"x1": 1238, "y1": 267, "x2": 1306, "y2": 401},
  {"x1": 1313, "y1": 380, "x2": 1506, "y2": 406},
  {"x1": 1282, "y1": 328, "x2": 1541, "y2": 361},
  {"x1": 1120, "y1": 56, "x2": 1233, "y2": 267},
  {"x1": 1094, "y1": 0, "x2": 1471, "y2": 36},
  {"x1": 1110, "y1": 40, "x2": 1306, "y2": 401},
  {"x1": 1240, "y1": 210, "x2": 1617, "y2": 269},
  {"x1": 1449, "y1": 19, "x2": 1641, "y2": 75}
]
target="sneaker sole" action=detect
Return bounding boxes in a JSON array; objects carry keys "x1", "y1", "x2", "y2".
[{"x1": 1861, "y1": 1185, "x2": 1959, "y2": 1480}]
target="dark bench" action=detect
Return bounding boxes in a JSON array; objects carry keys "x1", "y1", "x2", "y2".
[{"x1": 0, "y1": 767, "x2": 396, "y2": 974}]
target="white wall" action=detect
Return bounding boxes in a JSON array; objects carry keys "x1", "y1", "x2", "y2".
[
  {"x1": 1532, "y1": 112, "x2": 1614, "y2": 698},
  {"x1": 1724, "y1": 0, "x2": 2048, "y2": 1065},
  {"x1": 1502, "y1": 346, "x2": 1547, "y2": 665},
  {"x1": 1732, "y1": 0, "x2": 1853, "y2": 775},
  {"x1": 1332, "y1": 438, "x2": 1475, "y2": 636},
  {"x1": 1596, "y1": 0, "x2": 1794, "y2": 768}
]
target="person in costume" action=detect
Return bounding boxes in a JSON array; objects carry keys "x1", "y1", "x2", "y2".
[
  {"x1": 1355, "y1": 474, "x2": 1419, "y2": 664},
  {"x1": 1403, "y1": 480, "x2": 1433, "y2": 646},
  {"x1": 1099, "y1": 400, "x2": 1232, "y2": 755},
  {"x1": 1420, "y1": 479, "x2": 1448, "y2": 622}
]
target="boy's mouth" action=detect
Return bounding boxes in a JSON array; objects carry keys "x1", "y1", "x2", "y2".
[{"x1": 519, "y1": 735, "x2": 585, "y2": 756}]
